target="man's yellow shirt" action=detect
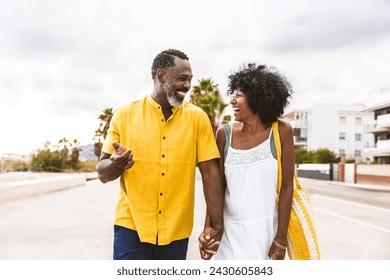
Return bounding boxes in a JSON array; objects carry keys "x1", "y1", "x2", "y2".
[{"x1": 102, "y1": 96, "x2": 220, "y2": 245}]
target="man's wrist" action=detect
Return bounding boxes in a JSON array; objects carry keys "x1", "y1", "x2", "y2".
[{"x1": 212, "y1": 221, "x2": 224, "y2": 231}]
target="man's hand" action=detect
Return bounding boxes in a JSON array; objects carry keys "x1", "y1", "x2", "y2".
[
  {"x1": 198, "y1": 227, "x2": 221, "y2": 260},
  {"x1": 110, "y1": 141, "x2": 134, "y2": 170}
]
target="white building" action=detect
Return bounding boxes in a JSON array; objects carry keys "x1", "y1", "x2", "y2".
[
  {"x1": 283, "y1": 103, "x2": 374, "y2": 162},
  {"x1": 362, "y1": 99, "x2": 390, "y2": 164}
]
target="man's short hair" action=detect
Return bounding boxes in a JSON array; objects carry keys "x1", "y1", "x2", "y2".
[{"x1": 151, "y1": 49, "x2": 189, "y2": 79}]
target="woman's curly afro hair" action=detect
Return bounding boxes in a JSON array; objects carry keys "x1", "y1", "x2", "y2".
[{"x1": 227, "y1": 63, "x2": 293, "y2": 124}]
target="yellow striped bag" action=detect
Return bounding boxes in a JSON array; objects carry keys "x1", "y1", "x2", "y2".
[{"x1": 272, "y1": 121, "x2": 321, "y2": 260}]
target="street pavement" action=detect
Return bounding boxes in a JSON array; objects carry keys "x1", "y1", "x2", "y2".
[
  {"x1": 0, "y1": 172, "x2": 389, "y2": 260},
  {"x1": 0, "y1": 173, "x2": 205, "y2": 260}
]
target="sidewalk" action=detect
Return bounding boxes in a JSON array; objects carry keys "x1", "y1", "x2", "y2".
[
  {"x1": 0, "y1": 172, "x2": 101, "y2": 202},
  {"x1": 329, "y1": 181, "x2": 390, "y2": 192},
  {"x1": 295, "y1": 175, "x2": 390, "y2": 193}
]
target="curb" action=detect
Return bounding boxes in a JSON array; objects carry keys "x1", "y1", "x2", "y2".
[
  {"x1": 298, "y1": 177, "x2": 390, "y2": 192},
  {"x1": 328, "y1": 181, "x2": 390, "y2": 192},
  {"x1": 0, "y1": 174, "x2": 87, "y2": 203}
]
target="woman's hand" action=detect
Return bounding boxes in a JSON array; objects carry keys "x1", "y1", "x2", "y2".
[
  {"x1": 269, "y1": 239, "x2": 287, "y2": 260},
  {"x1": 198, "y1": 227, "x2": 220, "y2": 260}
]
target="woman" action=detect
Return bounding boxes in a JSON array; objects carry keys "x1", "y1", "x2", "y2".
[{"x1": 199, "y1": 63, "x2": 294, "y2": 260}]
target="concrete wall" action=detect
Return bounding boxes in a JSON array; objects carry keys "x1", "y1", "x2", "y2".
[
  {"x1": 0, "y1": 174, "x2": 86, "y2": 203},
  {"x1": 290, "y1": 163, "x2": 389, "y2": 188},
  {"x1": 296, "y1": 164, "x2": 332, "y2": 180},
  {"x1": 356, "y1": 164, "x2": 390, "y2": 187},
  {"x1": 338, "y1": 163, "x2": 390, "y2": 188},
  {"x1": 344, "y1": 163, "x2": 356, "y2": 183}
]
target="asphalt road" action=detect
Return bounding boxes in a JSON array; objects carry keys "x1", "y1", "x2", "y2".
[
  {"x1": 303, "y1": 178, "x2": 390, "y2": 209},
  {"x1": 0, "y1": 176, "x2": 389, "y2": 260}
]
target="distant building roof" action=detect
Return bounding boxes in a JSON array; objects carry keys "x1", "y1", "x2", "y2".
[{"x1": 362, "y1": 99, "x2": 390, "y2": 112}]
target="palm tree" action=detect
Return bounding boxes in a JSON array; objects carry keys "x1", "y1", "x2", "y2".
[
  {"x1": 70, "y1": 138, "x2": 81, "y2": 169},
  {"x1": 94, "y1": 107, "x2": 113, "y2": 158},
  {"x1": 190, "y1": 79, "x2": 228, "y2": 134},
  {"x1": 58, "y1": 137, "x2": 69, "y2": 170},
  {"x1": 98, "y1": 107, "x2": 114, "y2": 139}
]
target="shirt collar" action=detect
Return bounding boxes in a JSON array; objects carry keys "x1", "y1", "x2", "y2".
[{"x1": 146, "y1": 95, "x2": 181, "y2": 114}]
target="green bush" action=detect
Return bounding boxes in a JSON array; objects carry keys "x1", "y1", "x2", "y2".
[
  {"x1": 11, "y1": 160, "x2": 30, "y2": 171},
  {"x1": 31, "y1": 148, "x2": 62, "y2": 172},
  {"x1": 314, "y1": 148, "x2": 339, "y2": 163},
  {"x1": 295, "y1": 148, "x2": 339, "y2": 164},
  {"x1": 295, "y1": 148, "x2": 309, "y2": 164}
]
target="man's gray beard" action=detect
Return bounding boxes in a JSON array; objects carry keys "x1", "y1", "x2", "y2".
[
  {"x1": 164, "y1": 83, "x2": 184, "y2": 107},
  {"x1": 167, "y1": 94, "x2": 183, "y2": 107}
]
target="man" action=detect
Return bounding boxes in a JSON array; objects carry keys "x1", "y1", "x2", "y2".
[{"x1": 96, "y1": 49, "x2": 224, "y2": 260}]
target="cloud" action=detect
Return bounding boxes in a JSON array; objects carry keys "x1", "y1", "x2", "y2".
[{"x1": 266, "y1": 0, "x2": 390, "y2": 52}]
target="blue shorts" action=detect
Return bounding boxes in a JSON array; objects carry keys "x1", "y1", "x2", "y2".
[{"x1": 113, "y1": 225, "x2": 189, "y2": 260}]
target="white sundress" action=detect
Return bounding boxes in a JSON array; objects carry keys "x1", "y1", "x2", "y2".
[{"x1": 214, "y1": 124, "x2": 278, "y2": 260}]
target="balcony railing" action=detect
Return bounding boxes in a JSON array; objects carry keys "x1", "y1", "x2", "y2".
[
  {"x1": 377, "y1": 139, "x2": 390, "y2": 149},
  {"x1": 363, "y1": 139, "x2": 390, "y2": 156},
  {"x1": 364, "y1": 119, "x2": 389, "y2": 133},
  {"x1": 294, "y1": 120, "x2": 308, "y2": 127},
  {"x1": 294, "y1": 137, "x2": 308, "y2": 147},
  {"x1": 377, "y1": 113, "x2": 390, "y2": 128},
  {"x1": 364, "y1": 120, "x2": 377, "y2": 130}
]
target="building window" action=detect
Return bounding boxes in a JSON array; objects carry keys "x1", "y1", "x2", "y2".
[
  {"x1": 355, "y1": 117, "x2": 362, "y2": 125},
  {"x1": 339, "y1": 116, "x2": 346, "y2": 124},
  {"x1": 355, "y1": 150, "x2": 361, "y2": 157},
  {"x1": 339, "y1": 132, "x2": 346, "y2": 140},
  {"x1": 355, "y1": 133, "x2": 361, "y2": 141},
  {"x1": 339, "y1": 149, "x2": 345, "y2": 155}
]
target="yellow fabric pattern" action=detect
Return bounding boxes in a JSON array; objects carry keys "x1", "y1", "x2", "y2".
[
  {"x1": 272, "y1": 121, "x2": 321, "y2": 260},
  {"x1": 102, "y1": 96, "x2": 220, "y2": 245}
]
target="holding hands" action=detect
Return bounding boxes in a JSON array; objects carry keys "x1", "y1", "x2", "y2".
[{"x1": 198, "y1": 227, "x2": 222, "y2": 260}]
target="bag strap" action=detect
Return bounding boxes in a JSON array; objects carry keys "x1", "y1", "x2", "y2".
[
  {"x1": 271, "y1": 121, "x2": 301, "y2": 195},
  {"x1": 272, "y1": 121, "x2": 283, "y2": 194}
]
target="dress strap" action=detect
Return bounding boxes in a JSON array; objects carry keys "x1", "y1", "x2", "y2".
[
  {"x1": 270, "y1": 123, "x2": 277, "y2": 160},
  {"x1": 223, "y1": 123, "x2": 231, "y2": 162},
  {"x1": 225, "y1": 123, "x2": 276, "y2": 161}
]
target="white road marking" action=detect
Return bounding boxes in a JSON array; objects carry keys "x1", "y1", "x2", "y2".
[
  {"x1": 311, "y1": 194, "x2": 390, "y2": 213},
  {"x1": 313, "y1": 208, "x2": 390, "y2": 234},
  {"x1": 310, "y1": 194, "x2": 390, "y2": 233}
]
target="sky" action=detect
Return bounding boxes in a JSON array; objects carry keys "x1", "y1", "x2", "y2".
[{"x1": 1, "y1": 0, "x2": 390, "y2": 156}]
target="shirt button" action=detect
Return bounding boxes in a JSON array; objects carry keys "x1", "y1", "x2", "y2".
[
  {"x1": 162, "y1": 154, "x2": 165, "y2": 158},
  {"x1": 163, "y1": 136, "x2": 166, "y2": 140},
  {"x1": 159, "y1": 211, "x2": 162, "y2": 214},
  {"x1": 162, "y1": 173, "x2": 165, "y2": 176},
  {"x1": 160, "y1": 193, "x2": 163, "y2": 196},
  {"x1": 161, "y1": 119, "x2": 164, "y2": 122}
]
